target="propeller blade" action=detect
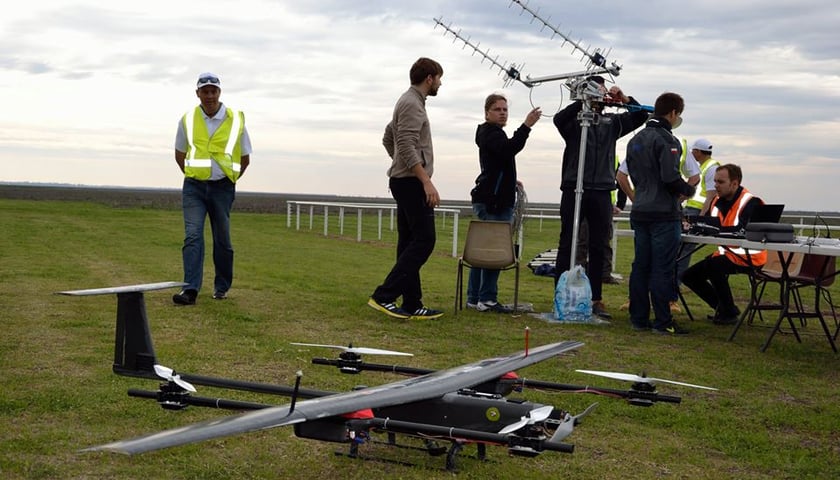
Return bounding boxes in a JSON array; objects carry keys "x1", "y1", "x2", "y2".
[
  {"x1": 153, "y1": 364, "x2": 196, "y2": 392},
  {"x1": 290, "y1": 342, "x2": 413, "y2": 356},
  {"x1": 550, "y1": 413, "x2": 574, "y2": 442},
  {"x1": 575, "y1": 369, "x2": 717, "y2": 391},
  {"x1": 498, "y1": 417, "x2": 529, "y2": 435},
  {"x1": 498, "y1": 405, "x2": 554, "y2": 434},
  {"x1": 529, "y1": 405, "x2": 554, "y2": 423},
  {"x1": 549, "y1": 402, "x2": 599, "y2": 442},
  {"x1": 647, "y1": 377, "x2": 718, "y2": 391}
]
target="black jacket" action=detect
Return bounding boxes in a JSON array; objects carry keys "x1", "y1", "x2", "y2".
[
  {"x1": 626, "y1": 117, "x2": 696, "y2": 222},
  {"x1": 470, "y1": 122, "x2": 531, "y2": 212},
  {"x1": 554, "y1": 99, "x2": 648, "y2": 192}
]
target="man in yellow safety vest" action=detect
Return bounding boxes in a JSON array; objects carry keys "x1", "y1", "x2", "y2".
[{"x1": 172, "y1": 72, "x2": 252, "y2": 305}]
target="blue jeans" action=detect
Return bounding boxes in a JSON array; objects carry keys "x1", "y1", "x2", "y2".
[
  {"x1": 629, "y1": 219, "x2": 681, "y2": 329},
  {"x1": 467, "y1": 203, "x2": 514, "y2": 304},
  {"x1": 181, "y1": 177, "x2": 236, "y2": 293}
]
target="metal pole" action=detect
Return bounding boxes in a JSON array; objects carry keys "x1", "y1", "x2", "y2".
[{"x1": 568, "y1": 101, "x2": 594, "y2": 269}]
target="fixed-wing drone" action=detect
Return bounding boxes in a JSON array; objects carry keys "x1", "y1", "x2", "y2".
[{"x1": 61, "y1": 282, "x2": 716, "y2": 471}]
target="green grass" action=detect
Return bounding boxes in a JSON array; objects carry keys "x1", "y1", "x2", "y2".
[{"x1": 1, "y1": 198, "x2": 839, "y2": 479}]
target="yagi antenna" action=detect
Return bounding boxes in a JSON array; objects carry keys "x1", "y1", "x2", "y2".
[
  {"x1": 508, "y1": 0, "x2": 621, "y2": 76},
  {"x1": 433, "y1": 17, "x2": 526, "y2": 88}
]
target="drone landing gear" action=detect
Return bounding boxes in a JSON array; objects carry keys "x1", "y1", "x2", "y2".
[
  {"x1": 336, "y1": 431, "x2": 489, "y2": 472},
  {"x1": 445, "y1": 441, "x2": 491, "y2": 471}
]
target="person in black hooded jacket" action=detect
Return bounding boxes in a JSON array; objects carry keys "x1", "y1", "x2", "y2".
[
  {"x1": 553, "y1": 76, "x2": 649, "y2": 319},
  {"x1": 468, "y1": 93, "x2": 541, "y2": 313}
]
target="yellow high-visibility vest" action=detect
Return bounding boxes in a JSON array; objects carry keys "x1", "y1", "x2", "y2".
[
  {"x1": 685, "y1": 157, "x2": 719, "y2": 210},
  {"x1": 182, "y1": 106, "x2": 245, "y2": 182}
]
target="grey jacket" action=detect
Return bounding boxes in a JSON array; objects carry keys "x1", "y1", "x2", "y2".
[
  {"x1": 626, "y1": 117, "x2": 696, "y2": 222},
  {"x1": 383, "y1": 86, "x2": 434, "y2": 178}
]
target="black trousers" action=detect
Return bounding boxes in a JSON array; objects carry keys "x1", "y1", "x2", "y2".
[
  {"x1": 555, "y1": 189, "x2": 612, "y2": 302},
  {"x1": 372, "y1": 177, "x2": 436, "y2": 312},
  {"x1": 681, "y1": 254, "x2": 750, "y2": 317}
]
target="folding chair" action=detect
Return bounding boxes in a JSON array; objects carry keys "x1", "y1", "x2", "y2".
[
  {"x1": 745, "y1": 253, "x2": 804, "y2": 325},
  {"x1": 729, "y1": 252, "x2": 803, "y2": 343},
  {"x1": 789, "y1": 254, "x2": 838, "y2": 352},
  {"x1": 455, "y1": 220, "x2": 520, "y2": 314}
]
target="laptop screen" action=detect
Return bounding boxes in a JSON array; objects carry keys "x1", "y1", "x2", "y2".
[{"x1": 748, "y1": 204, "x2": 784, "y2": 224}]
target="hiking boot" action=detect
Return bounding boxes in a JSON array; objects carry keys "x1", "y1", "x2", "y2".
[
  {"x1": 173, "y1": 289, "x2": 197, "y2": 306},
  {"x1": 409, "y1": 306, "x2": 444, "y2": 320},
  {"x1": 476, "y1": 301, "x2": 513, "y2": 314},
  {"x1": 669, "y1": 301, "x2": 682, "y2": 314},
  {"x1": 619, "y1": 299, "x2": 631, "y2": 311},
  {"x1": 212, "y1": 291, "x2": 227, "y2": 300},
  {"x1": 652, "y1": 323, "x2": 689, "y2": 335},
  {"x1": 367, "y1": 298, "x2": 410, "y2": 319},
  {"x1": 592, "y1": 301, "x2": 612, "y2": 319}
]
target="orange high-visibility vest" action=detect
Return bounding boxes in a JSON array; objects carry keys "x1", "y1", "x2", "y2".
[{"x1": 710, "y1": 189, "x2": 767, "y2": 267}]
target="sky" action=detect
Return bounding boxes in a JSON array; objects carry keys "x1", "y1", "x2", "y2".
[{"x1": 2, "y1": 0, "x2": 839, "y2": 211}]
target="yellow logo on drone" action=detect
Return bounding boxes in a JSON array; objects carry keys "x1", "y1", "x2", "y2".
[{"x1": 485, "y1": 407, "x2": 501, "y2": 422}]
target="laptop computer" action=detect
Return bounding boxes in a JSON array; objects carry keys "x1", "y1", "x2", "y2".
[
  {"x1": 714, "y1": 204, "x2": 784, "y2": 239},
  {"x1": 748, "y1": 204, "x2": 784, "y2": 224}
]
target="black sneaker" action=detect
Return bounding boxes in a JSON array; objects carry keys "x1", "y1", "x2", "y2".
[
  {"x1": 708, "y1": 307, "x2": 740, "y2": 322},
  {"x1": 713, "y1": 315, "x2": 738, "y2": 326},
  {"x1": 367, "y1": 297, "x2": 410, "y2": 319},
  {"x1": 476, "y1": 301, "x2": 513, "y2": 314},
  {"x1": 409, "y1": 306, "x2": 444, "y2": 320},
  {"x1": 212, "y1": 291, "x2": 227, "y2": 300},
  {"x1": 631, "y1": 322, "x2": 651, "y2": 332},
  {"x1": 173, "y1": 289, "x2": 197, "y2": 306},
  {"x1": 652, "y1": 323, "x2": 689, "y2": 335}
]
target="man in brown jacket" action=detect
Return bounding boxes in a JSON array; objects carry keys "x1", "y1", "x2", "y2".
[{"x1": 368, "y1": 57, "x2": 445, "y2": 320}]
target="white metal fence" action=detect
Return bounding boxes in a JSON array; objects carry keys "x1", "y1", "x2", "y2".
[
  {"x1": 284, "y1": 201, "x2": 840, "y2": 262},
  {"x1": 286, "y1": 201, "x2": 463, "y2": 257}
]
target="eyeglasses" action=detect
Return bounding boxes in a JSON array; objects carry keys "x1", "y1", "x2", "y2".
[{"x1": 197, "y1": 76, "x2": 220, "y2": 85}]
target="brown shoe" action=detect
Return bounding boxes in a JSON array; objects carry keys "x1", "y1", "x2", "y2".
[
  {"x1": 669, "y1": 301, "x2": 682, "y2": 314},
  {"x1": 592, "y1": 301, "x2": 612, "y2": 319},
  {"x1": 619, "y1": 299, "x2": 631, "y2": 311}
]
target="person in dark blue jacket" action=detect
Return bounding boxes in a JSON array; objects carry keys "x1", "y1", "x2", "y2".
[
  {"x1": 626, "y1": 92, "x2": 696, "y2": 334},
  {"x1": 468, "y1": 93, "x2": 541, "y2": 313},
  {"x1": 553, "y1": 76, "x2": 649, "y2": 319}
]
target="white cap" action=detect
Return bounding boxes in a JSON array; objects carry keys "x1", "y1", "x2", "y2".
[
  {"x1": 691, "y1": 138, "x2": 713, "y2": 152},
  {"x1": 196, "y1": 72, "x2": 221, "y2": 89}
]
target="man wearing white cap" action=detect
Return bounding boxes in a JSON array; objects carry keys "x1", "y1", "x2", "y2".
[
  {"x1": 676, "y1": 138, "x2": 719, "y2": 284},
  {"x1": 172, "y1": 72, "x2": 252, "y2": 305},
  {"x1": 684, "y1": 138, "x2": 718, "y2": 217}
]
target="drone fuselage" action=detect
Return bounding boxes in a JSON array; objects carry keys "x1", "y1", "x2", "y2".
[{"x1": 294, "y1": 390, "x2": 557, "y2": 444}]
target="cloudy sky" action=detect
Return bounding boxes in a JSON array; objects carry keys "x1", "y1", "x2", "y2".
[{"x1": 2, "y1": 0, "x2": 838, "y2": 210}]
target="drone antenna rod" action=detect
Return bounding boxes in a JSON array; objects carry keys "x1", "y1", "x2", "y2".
[
  {"x1": 509, "y1": 0, "x2": 606, "y2": 66},
  {"x1": 288, "y1": 370, "x2": 303, "y2": 415},
  {"x1": 432, "y1": 17, "x2": 527, "y2": 86}
]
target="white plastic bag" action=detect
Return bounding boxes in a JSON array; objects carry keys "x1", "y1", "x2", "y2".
[{"x1": 553, "y1": 265, "x2": 593, "y2": 322}]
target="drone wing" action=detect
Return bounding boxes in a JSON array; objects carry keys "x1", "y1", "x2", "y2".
[{"x1": 84, "y1": 340, "x2": 583, "y2": 455}]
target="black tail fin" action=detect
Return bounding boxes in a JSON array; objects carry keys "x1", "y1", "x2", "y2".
[{"x1": 113, "y1": 292, "x2": 158, "y2": 379}]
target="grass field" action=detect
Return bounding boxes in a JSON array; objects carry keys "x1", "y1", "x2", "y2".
[{"x1": 1, "y1": 197, "x2": 838, "y2": 480}]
